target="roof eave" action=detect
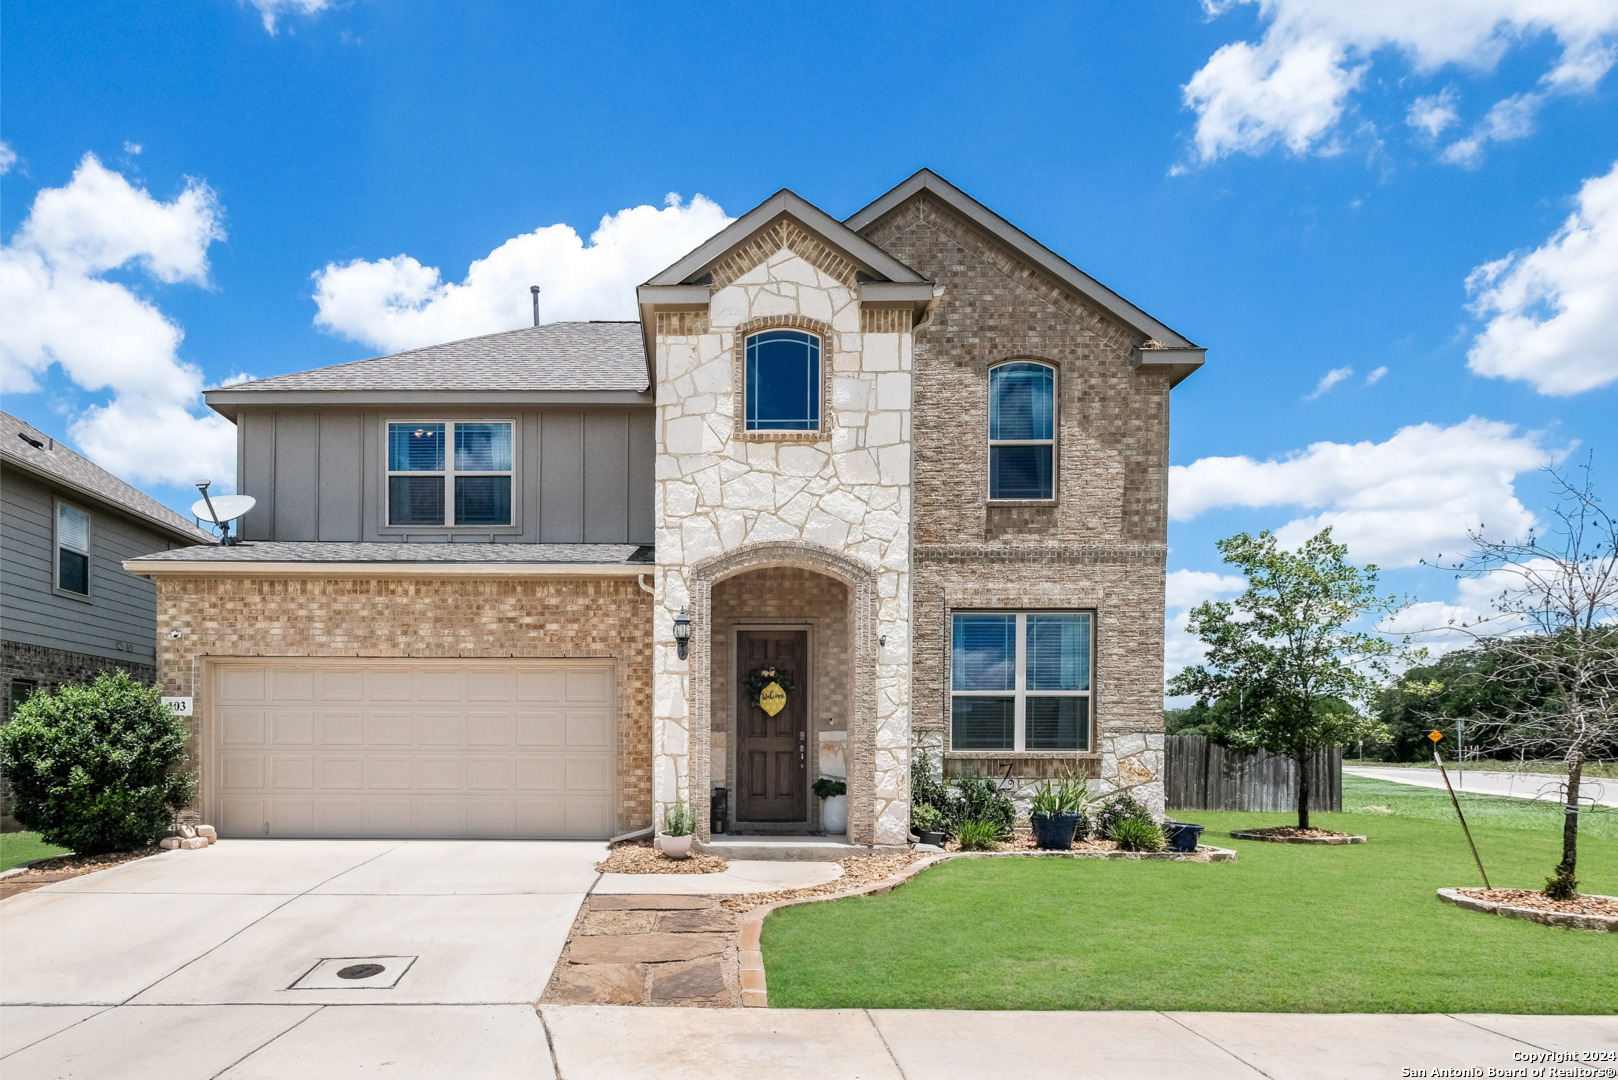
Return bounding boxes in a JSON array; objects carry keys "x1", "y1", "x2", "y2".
[
  {"x1": 0, "y1": 451, "x2": 214, "y2": 546},
  {"x1": 1133, "y1": 345, "x2": 1207, "y2": 387},
  {"x1": 206, "y1": 387, "x2": 654, "y2": 419}
]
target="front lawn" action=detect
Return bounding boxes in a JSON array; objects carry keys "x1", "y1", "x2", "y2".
[
  {"x1": 0, "y1": 831, "x2": 70, "y2": 872},
  {"x1": 761, "y1": 777, "x2": 1618, "y2": 1012}
]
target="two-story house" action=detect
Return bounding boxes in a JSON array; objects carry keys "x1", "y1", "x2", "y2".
[{"x1": 128, "y1": 171, "x2": 1202, "y2": 847}]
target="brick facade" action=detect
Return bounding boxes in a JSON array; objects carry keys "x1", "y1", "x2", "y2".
[
  {"x1": 860, "y1": 190, "x2": 1169, "y2": 811},
  {"x1": 151, "y1": 574, "x2": 654, "y2": 831}
]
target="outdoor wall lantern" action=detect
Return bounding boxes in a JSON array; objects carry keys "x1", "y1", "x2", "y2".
[{"x1": 672, "y1": 607, "x2": 692, "y2": 660}]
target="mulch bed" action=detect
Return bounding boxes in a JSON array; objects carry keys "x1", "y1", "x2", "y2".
[
  {"x1": 1456, "y1": 888, "x2": 1618, "y2": 918},
  {"x1": 594, "y1": 841, "x2": 728, "y2": 875},
  {"x1": 1230, "y1": 826, "x2": 1367, "y2": 845},
  {"x1": 0, "y1": 847, "x2": 160, "y2": 899}
]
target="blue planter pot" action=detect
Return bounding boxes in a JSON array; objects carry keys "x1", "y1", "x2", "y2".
[
  {"x1": 1163, "y1": 820, "x2": 1203, "y2": 853},
  {"x1": 1030, "y1": 812, "x2": 1082, "y2": 850}
]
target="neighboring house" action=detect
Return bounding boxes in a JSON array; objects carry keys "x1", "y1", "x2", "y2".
[
  {"x1": 1, "y1": 410, "x2": 214, "y2": 713},
  {"x1": 127, "y1": 170, "x2": 1203, "y2": 846}
]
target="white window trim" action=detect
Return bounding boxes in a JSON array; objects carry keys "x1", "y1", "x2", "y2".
[
  {"x1": 743, "y1": 329, "x2": 824, "y2": 433},
  {"x1": 383, "y1": 419, "x2": 517, "y2": 530},
  {"x1": 53, "y1": 498, "x2": 92, "y2": 601},
  {"x1": 986, "y1": 360, "x2": 1058, "y2": 504},
  {"x1": 949, "y1": 611, "x2": 1093, "y2": 752}
]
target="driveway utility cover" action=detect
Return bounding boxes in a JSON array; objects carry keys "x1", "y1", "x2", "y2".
[{"x1": 290, "y1": 956, "x2": 417, "y2": 990}]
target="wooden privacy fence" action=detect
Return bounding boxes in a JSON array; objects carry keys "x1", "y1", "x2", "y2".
[{"x1": 1165, "y1": 735, "x2": 1342, "y2": 813}]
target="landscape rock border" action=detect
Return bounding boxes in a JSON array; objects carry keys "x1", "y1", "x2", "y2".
[
  {"x1": 1437, "y1": 887, "x2": 1618, "y2": 932},
  {"x1": 735, "y1": 845, "x2": 1238, "y2": 1007},
  {"x1": 1229, "y1": 829, "x2": 1367, "y2": 845}
]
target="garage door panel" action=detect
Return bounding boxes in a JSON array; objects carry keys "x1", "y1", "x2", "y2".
[{"x1": 213, "y1": 660, "x2": 615, "y2": 840}]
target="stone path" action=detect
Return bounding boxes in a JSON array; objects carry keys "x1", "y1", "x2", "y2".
[{"x1": 542, "y1": 894, "x2": 742, "y2": 1007}]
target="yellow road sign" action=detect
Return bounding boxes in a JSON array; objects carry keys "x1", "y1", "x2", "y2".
[{"x1": 1428, "y1": 730, "x2": 1444, "y2": 742}]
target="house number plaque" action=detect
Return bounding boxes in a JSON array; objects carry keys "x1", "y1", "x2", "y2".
[{"x1": 757, "y1": 682, "x2": 787, "y2": 717}]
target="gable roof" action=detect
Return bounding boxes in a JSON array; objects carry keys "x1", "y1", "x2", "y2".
[
  {"x1": 845, "y1": 169, "x2": 1204, "y2": 380},
  {"x1": 642, "y1": 188, "x2": 928, "y2": 287},
  {"x1": 205, "y1": 321, "x2": 650, "y2": 417},
  {"x1": 0, "y1": 411, "x2": 214, "y2": 545}
]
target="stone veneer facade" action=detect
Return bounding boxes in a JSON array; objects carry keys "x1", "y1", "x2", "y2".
[
  {"x1": 858, "y1": 191, "x2": 1169, "y2": 814},
  {"x1": 651, "y1": 242, "x2": 915, "y2": 846},
  {"x1": 150, "y1": 575, "x2": 654, "y2": 831}
]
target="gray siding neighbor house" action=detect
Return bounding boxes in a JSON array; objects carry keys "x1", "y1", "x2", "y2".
[
  {"x1": 129, "y1": 170, "x2": 1203, "y2": 848},
  {"x1": 1, "y1": 410, "x2": 213, "y2": 716}
]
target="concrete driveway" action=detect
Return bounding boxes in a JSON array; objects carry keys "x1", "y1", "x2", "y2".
[{"x1": 1, "y1": 839, "x2": 601, "y2": 1078}]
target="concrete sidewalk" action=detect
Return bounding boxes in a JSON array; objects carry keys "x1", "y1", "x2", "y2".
[
  {"x1": 1347, "y1": 765, "x2": 1618, "y2": 807},
  {"x1": 2, "y1": 1004, "x2": 1613, "y2": 1079}
]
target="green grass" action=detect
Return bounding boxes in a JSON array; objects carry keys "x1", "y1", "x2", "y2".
[
  {"x1": 0, "y1": 831, "x2": 69, "y2": 872},
  {"x1": 762, "y1": 777, "x2": 1618, "y2": 1012}
]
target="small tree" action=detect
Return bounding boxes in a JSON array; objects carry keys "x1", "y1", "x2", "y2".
[
  {"x1": 1168, "y1": 529, "x2": 1399, "y2": 829},
  {"x1": 0, "y1": 671, "x2": 197, "y2": 855},
  {"x1": 1429, "y1": 462, "x2": 1618, "y2": 899}
]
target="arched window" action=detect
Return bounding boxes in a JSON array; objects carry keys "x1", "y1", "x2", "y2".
[
  {"x1": 745, "y1": 329, "x2": 821, "y2": 431},
  {"x1": 988, "y1": 361, "x2": 1054, "y2": 500}
]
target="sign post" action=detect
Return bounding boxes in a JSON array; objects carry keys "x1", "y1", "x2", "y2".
[{"x1": 1430, "y1": 731, "x2": 1489, "y2": 888}]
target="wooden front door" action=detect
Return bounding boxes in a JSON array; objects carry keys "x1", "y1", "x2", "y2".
[{"x1": 736, "y1": 630, "x2": 808, "y2": 822}]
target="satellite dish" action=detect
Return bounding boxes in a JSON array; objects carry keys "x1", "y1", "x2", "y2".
[{"x1": 192, "y1": 495, "x2": 256, "y2": 524}]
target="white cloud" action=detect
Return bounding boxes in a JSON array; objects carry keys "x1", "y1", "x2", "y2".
[
  {"x1": 0, "y1": 141, "x2": 16, "y2": 176},
  {"x1": 1168, "y1": 418, "x2": 1557, "y2": 567},
  {"x1": 1466, "y1": 159, "x2": 1618, "y2": 395},
  {"x1": 1407, "y1": 89, "x2": 1460, "y2": 138},
  {"x1": 1183, "y1": 1, "x2": 1618, "y2": 166},
  {"x1": 1365, "y1": 365, "x2": 1388, "y2": 385},
  {"x1": 1306, "y1": 365, "x2": 1353, "y2": 399},
  {"x1": 311, "y1": 194, "x2": 732, "y2": 354},
  {"x1": 246, "y1": 0, "x2": 333, "y2": 34},
  {"x1": 0, "y1": 153, "x2": 236, "y2": 487}
]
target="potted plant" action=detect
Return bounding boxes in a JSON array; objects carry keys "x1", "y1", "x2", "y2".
[
  {"x1": 813, "y1": 777, "x2": 847, "y2": 834},
  {"x1": 1029, "y1": 775, "x2": 1092, "y2": 850},
  {"x1": 661, "y1": 799, "x2": 695, "y2": 859},
  {"x1": 1162, "y1": 819, "x2": 1205, "y2": 852},
  {"x1": 911, "y1": 802, "x2": 947, "y2": 847}
]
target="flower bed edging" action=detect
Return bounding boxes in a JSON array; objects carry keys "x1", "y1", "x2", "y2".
[
  {"x1": 1229, "y1": 829, "x2": 1367, "y2": 845},
  {"x1": 1436, "y1": 888, "x2": 1618, "y2": 932},
  {"x1": 734, "y1": 845, "x2": 1238, "y2": 1007}
]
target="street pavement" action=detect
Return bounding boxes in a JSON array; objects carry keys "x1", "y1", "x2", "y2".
[{"x1": 1346, "y1": 765, "x2": 1618, "y2": 807}]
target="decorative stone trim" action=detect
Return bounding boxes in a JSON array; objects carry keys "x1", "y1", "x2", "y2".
[
  {"x1": 1229, "y1": 830, "x2": 1367, "y2": 845},
  {"x1": 656, "y1": 310, "x2": 709, "y2": 336},
  {"x1": 1436, "y1": 888, "x2": 1618, "y2": 932},
  {"x1": 710, "y1": 216, "x2": 859, "y2": 290},
  {"x1": 735, "y1": 846, "x2": 1238, "y2": 1007},
  {"x1": 860, "y1": 307, "x2": 911, "y2": 334},
  {"x1": 915, "y1": 544, "x2": 1166, "y2": 564},
  {"x1": 729, "y1": 314, "x2": 835, "y2": 443},
  {"x1": 688, "y1": 541, "x2": 879, "y2": 846},
  {"x1": 944, "y1": 754, "x2": 1099, "y2": 780}
]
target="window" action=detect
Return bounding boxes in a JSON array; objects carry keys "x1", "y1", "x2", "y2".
[
  {"x1": 56, "y1": 503, "x2": 90, "y2": 595},
  {"x1": 387, "y1": 421, "x2": 513, "y2": 527},
  {"x1": 745, "y1": 329, "x2": 821, "y2": 431},
  {"x1": 951, "y1": 612, "x2": 1091, "y2": 751},
  {"x1": 989, "y1": 362, "x2": 1054, "y2": 500}
]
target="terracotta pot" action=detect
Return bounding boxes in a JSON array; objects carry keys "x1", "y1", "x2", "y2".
[{"x1": 661, "y1": 834, "x2": 693, "y2": 860}]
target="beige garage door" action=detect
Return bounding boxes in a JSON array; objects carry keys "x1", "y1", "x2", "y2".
[{"x1": 210, "y1": 659, "x2": 616, "y2": 839}]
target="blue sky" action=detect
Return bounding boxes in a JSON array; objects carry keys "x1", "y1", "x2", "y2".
[{"x1": 4, "y1": 1, "x2": 1616, "y2": 685}]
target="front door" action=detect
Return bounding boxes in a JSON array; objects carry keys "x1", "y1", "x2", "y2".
[{"x1": 735, "y1": 630, "x2": 808, "y2": 822}]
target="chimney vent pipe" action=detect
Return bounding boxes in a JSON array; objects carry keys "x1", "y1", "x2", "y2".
[{"x1": 530, "y1": 285, "x2": 540, "y2": 327}]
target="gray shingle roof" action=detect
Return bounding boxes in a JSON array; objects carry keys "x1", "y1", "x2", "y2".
[
  {"x1": 0, "y1": 412, "x2": 214, "y2": 545},
  {"x1": 221, "y1": 322, "x2": 649, "y2": 394},
  {"x1": 128, "y1": 541, "x2": 654, "y2": 564}
]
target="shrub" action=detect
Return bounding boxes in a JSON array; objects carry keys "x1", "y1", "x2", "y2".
[
  {"x1": 812, "y1": 777, "x2": 846, "y2": 799},
  {"x1": 663, "y1": 800, "x2": 696, "y2": 836},
  {"x1": 1112, "y1": 816, "x2": 1166, "y2": 853},
  {"x1": 0, "y1": 672, "x2": 196, "y2": 855},
  {"x1": 911, "y1": 752, "x2": 953, "y2": 821},
  {"x1": 1093, "y1": 792, "x2": 1154, "y2": 840},
  {"x1": 911, "y1": 802, "x2": 945, "y2": 833},
  {"x1": 951, "y1": 777, "x2": 1016, "y2": 839},
  {"x1": 956, "y1": 818, "x2": 1002, "y2": 851},
  {"x1": 1545, "y1": 863, "x2": 1578, "y2": 901}
]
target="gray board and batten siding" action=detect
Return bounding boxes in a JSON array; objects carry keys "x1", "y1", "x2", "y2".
[
  {"x1": 0, "y1": 468, "x2": 182, "y2": 667},
  {"x1": 1165, "y1": 734, "x2": 1342, "y2": 813},
  {"x1": 233, "y1": 407, "x2": 654, "y2": 545}
]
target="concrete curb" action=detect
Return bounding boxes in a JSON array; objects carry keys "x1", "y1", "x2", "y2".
[
  {"x1": 736, "y1": 845, "x2": 1239, "y2": 1007},
  {"x1": 1436, "y1": 887, "x2": 1618, "y2": 932},
  {"x1": 1230, "y1": 829, "x2": 1367, "y2": 845}
]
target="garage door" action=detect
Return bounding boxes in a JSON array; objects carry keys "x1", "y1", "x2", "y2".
[{"x1": 210, "y1": 659, "x2": 616, "y2": 839}]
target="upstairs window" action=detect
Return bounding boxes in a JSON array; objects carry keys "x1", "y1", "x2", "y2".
[
  {"x1": 56, "y1": 502, "x2": 90, "y2": 595},
  {"x1": 951, "y1": 612, "x2": 1092, "y2": 751},
  {"x1": 387, "y1": 421, "x2": 513, "y2": 527},
  {"x1": 745, "y1": 330, "x2": 821, "y2": 431},
  {"x1": 989, "y1": 362, "x2": 1054, "y2": 500}
]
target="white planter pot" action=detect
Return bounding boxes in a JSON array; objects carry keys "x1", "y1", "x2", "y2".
[
  {"x1": 661, "y1": 834, "x2": 693, "y2": 860},
  {"x1": 821, "y1": 794, "x2": 848, "y2": 835}
]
